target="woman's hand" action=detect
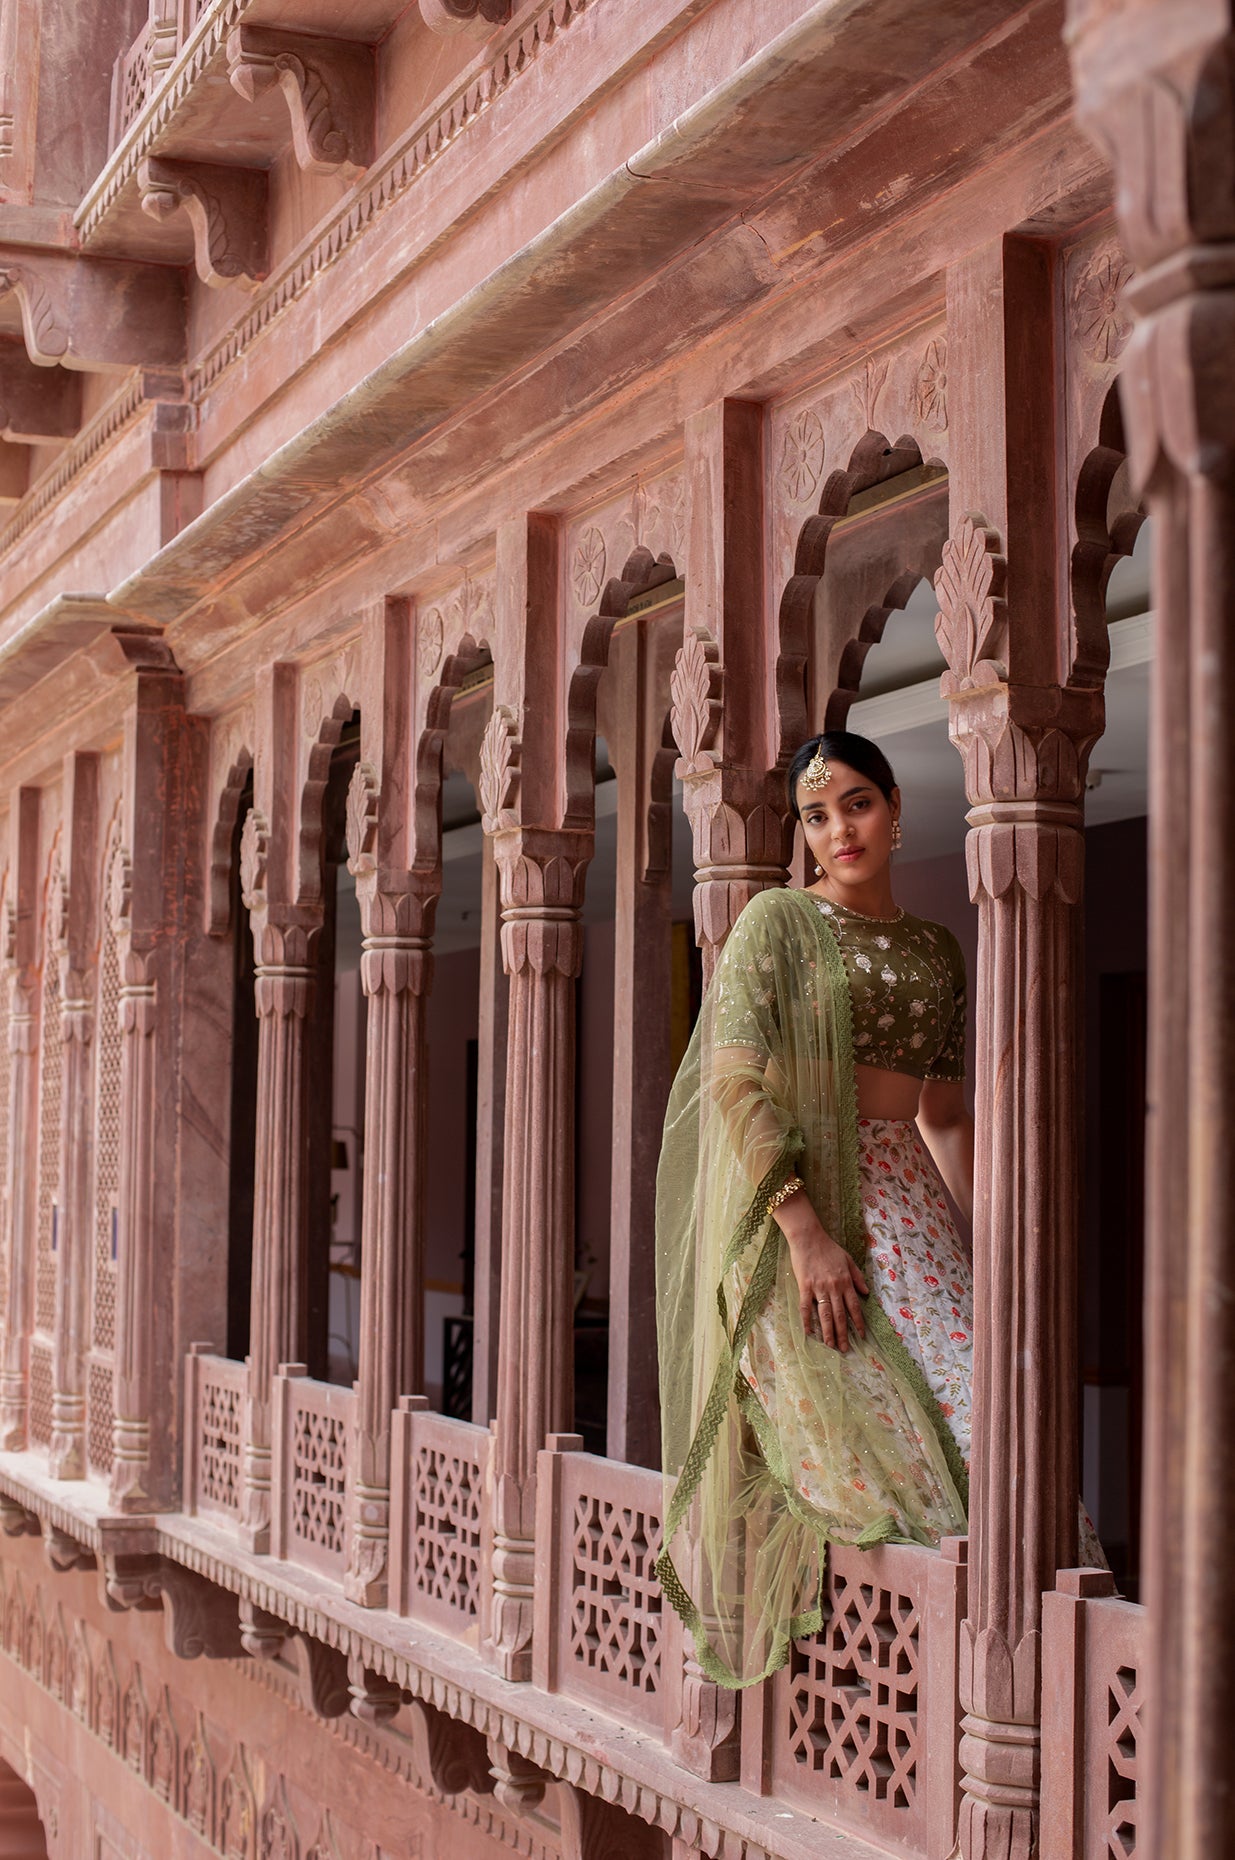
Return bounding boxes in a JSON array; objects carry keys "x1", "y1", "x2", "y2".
[{"x1": 774, "y1": 1192, "x2": 869, "y2": 1353}]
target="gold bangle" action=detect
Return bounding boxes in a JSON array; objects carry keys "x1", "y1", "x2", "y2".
[{"x1": 767, "y1": 1176, "x2": 804, "y2": 1213}]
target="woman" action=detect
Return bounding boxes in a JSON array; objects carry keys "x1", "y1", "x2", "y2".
[{"x1": 655, "y1": 730, "x2": 975, "y2": 1690}]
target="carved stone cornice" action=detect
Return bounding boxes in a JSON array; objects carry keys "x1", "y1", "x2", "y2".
[
  {"x1": 138, "y1": 155, "x2": 268, "y2": 290},
  {"x1": 226, "y1": 26, "x2": 375, "y2": 173}
]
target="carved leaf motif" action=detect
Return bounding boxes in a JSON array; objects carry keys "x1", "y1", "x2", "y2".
[
  {"x1": 183, "y1": 1717, "x2": 215, "y2": 1837},
  {"x1": 670, "y1": 627, "x2": 723, "y2": 774},
  {"x1": 239, "y1": 809, "x2": 270, "y2": 914},
  {"x1": 149, "y1": 1689, "x2": 177, "y2": 1801},
  {"x1": 479, "y1": 705, "x2": 522, "y2": 834},
  {"x1": 108, "y1": 844, "x2": 133, "y2": 937},
  {"x1": 778, "y1": 410, "x2": 825, "y2": 503},
  {"x1": 933, "y1": 515, "x2": 1008, "y2": 690},
  {"x1": 46, "y1": 860, "x2": 68, "y2": 956},
  {"x1": 914, "y1": 338, "x2": 948, "y2": 431},
  {"x1": 220, "y1": 1753, "x2": 256, "y2": 1860},
  {"x1": 851, "y1": 354, "x2": 889, "y2": 430},
  {"x1": 275, "y1": 53, "x2": 349, "y2": 166},
  {"x1": 123, "y1": 1672, "x2": 146, "y2": 1770},
  {"x1": 417, "y1": 606, "x2": 444, "y2": 679},
  {"x1": 0, "y1": 265, "x2": 70, "y2": 360},
  {"x1": 571, "y1": 526, "x2": 607, "y2": 608},
  {"x1": 345, "y1": 762, "x2": 380, "y2": 875}
]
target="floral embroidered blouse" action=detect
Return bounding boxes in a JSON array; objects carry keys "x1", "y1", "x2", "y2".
[{"x1": 812, "y1": 896, "x2": 966, "y2": 1081}]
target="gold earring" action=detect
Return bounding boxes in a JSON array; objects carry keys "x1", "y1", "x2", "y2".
[{"x1": 891, "y1": 820, "x2": 903, "y2": 851}]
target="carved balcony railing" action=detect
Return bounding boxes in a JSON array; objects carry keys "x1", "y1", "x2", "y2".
[
  {"x1": 271, "y1": 1366, "x2": 354, "y2": 1579},
  {"x1": 1041, "y1": 1571, "x2": 1145, "y2": 1860},
  {"x1": 390, "y1": 1396, "x2": 491, "y2": 1638},
  {"x1": 533, "y1": 1436, "x2": 665, "y2": 1731},
  {"x1": 742, "y1": 1537, "x2": 968, "y2": 1858},
  {"x1": 184, "y1": 1344, "x2": 246, "y2": 1524}
]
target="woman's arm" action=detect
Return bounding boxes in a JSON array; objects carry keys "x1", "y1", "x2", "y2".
[{"x1": 916, "y1": 1078, "x2": 974, "y2": 1224}]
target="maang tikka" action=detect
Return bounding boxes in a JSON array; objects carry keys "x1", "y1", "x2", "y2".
[{"x1": 799, "y1": 747, "x2": 831, "y2": 790}]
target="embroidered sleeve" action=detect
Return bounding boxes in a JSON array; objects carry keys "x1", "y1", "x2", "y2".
[{"x1": 926, "y1": 931, "x2": 966, "y2": 1081}]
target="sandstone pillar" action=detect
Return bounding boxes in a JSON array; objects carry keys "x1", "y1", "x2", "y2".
[
  {"x1": 1069, "y1": 8, "x2": 1235, "y2": 1851},
  {"x1": 49, "y1": 752, "x2": 98, "y2": 1481},
  {"x1": 343, "y1": 759, "x2": 435, "y2": 1606},
  {"x1": 0, "y1": 791, "x2": 38, "y2": 1451},
  {"x1": 481, "y1": 701, "x2": 586, "y2": 1680},
  {"x1": 239, "y1": 886, "x2": 316, "y2": 1550},
  {"x1": 470, "y1": 833, "x2": 506, "y2": 1429},
  {"x1": 0, "y1": 792, "x2": 40, "y2": 1443},
  {"x1": 933, "y1": 517, "x2": 1102, "y2": 1859},
  {"x1": 107, "y1": 631, "x2": 190, "y2": 1512}
]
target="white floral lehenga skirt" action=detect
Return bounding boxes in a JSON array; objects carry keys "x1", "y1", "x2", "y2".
[{"x1": 741, "y1": 1116, "x2": 1106, "y2": 1565}]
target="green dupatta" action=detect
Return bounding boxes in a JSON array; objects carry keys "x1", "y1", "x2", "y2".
[{"x1": 655, "y1": 886, "x2": 968, "y2": 1689}]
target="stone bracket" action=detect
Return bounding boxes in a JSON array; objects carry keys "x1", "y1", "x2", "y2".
[
  {"x1": 44, "y1": 1525, "x2": 95, "y2": 1572},
  {"x1": 226, "y1": 26, "x2": 376, "y2": 174},
  {"x1": 0, "y1": 1490, "x2": 40, "y2": 1536},
  {"x1": 408, "y1": 1700, "x2": 494, "y2": 1796},
  {"x1": 238, "y1": 1600, "x2": 350, "y2": 1717},
  {"x1": 138, "y1": 156, "x2": 268, "y2": 290},
  {"x1": 347, "y1": 1652, "x2": 405, "y2": 1725},
  {"x1": 418, "y1": 0, "x2": 511, "y2": 35},
  {"x1": 0, "y1": 246, "x2": 186, "y2": 369}
]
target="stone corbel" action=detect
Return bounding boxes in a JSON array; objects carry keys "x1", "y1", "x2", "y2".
[
  {"x1": 555, "y1": 1782, "x2": 670, "y2": 1860},
  {"x1": 44, "y1": 1526, "x2": 94, "y2": 1572},
  {"x1": 102, "y1": 1549, "x2": 243, "y2": 1659},
  {"x1": 238, "y1": 1602, "x2": 350, "y2": 1717},
  {"x1": 486, "y1": 1738, "x2": 549, "y2": 1813},
  {"x1": 226, "y1": 27, "x2": 375, "y2": 174},
  {"x1": 418, "y1": 0, "x2": 510, "y2": 35},
  {"x1": 0, "y1": 248, "x2": 185, "y2": 369},
  {"x1": 0, "y1": 1491, "x2": 39, "y2": 1536},
  {"x1": 138, "y1": 156, "x2": 268, "y2": 291},
  {"x1": 347, "y1": 1653, "x2": 404, "y2": 1725},
  {"x1": 407, "y1": 1702, "x2": 493, "y2": 1796},
  {"x1": 0, "y1": 348, "x2": 81, "y2": 442}
]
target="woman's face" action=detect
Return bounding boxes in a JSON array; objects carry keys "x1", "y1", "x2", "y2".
[{"x1": 795, "y1": 758, "x2": 899, "y2": 890}]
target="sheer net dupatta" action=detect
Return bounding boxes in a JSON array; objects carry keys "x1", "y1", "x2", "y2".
[{"x1": 655, "y1": 887, "x2": 968, "y2": 1689}]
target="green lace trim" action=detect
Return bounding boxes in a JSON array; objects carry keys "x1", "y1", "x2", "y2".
[{"x1": 655, "y1": 888, "x2": 970, "y2": 1690}]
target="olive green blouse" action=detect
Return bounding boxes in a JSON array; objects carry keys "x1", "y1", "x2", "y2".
[{"x1": 812, "y1": 895, "x2": 967, "y2": 1082}]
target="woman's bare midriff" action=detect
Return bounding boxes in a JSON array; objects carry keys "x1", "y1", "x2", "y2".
[{"x1": 853, "y1": 1061, "x2": 923, "y2": 1121}]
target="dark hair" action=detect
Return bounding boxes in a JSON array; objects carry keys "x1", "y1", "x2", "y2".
[{"x1": 787, "y1": 731, "x2": 897, "y2": 819}]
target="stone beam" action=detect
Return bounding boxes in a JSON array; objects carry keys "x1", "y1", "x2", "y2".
[
  {"x1": 0, "y1": 441, "x2": 29, "y2": 503},
  {"x1": 138, "y1": 157, "x2": 268, "y2": 291},
  {"x1": 0, "y1": 346, "x2": 81, "y2": 441},
  {"x1": 0, "y1": 246, "x2": 185, "y2": 370},
  {"x1": 226, "y1": 26, "x2": 376, "y2": 175}
]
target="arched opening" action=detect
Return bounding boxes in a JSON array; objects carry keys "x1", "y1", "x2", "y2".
[
  {"x1": 305, "y1": 714, "x2": 364, "y2": 1386},
  {"x1": 0, "y1": 1755, "x2": 51, "y2": 1858},
  {"x1": 1073, "y1": 386, "x2": 1150, "y2": 1599},
  {"x1": 226, "y1": 769, "x2": 257, "y2": 1362}
]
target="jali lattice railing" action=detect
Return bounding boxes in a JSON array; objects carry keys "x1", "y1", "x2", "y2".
[
  {"x1": 533, "y1": 1435, "x2": 665, "y2": 1733},
  {"x1": 1041, "y1": 1570, "x2": 1145, "y2": 1860},
  {"x1": 740, "y1": 1535, "x2": 967, "y2": 1859},
  {"x1": 271, "y1": 1366, "x2": 354, "y2": 1578},
  {"x1": 184, "y1": 1345, "x2": 246, "y2": 1523},
  {"x1": 390, "y1": 1396, "x2": 491, "y2": 1638}
]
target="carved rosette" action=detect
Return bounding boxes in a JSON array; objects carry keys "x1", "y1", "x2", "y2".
[
  {"x1": 479, "y1": 705, "x2": 522, "y2": 836},
  {"x1": 777, "y1": 408, "x2": 825, "y2": 504},
  {"x1": 670, "y1": 625, "x2": 723, "y2": 778},
  {"x1": 1072, "y1": 246, "x2": 1134, "y2": 365},
  {"x1": 570, "y1": 527, "x2": 607, "y2": 609},
  {"x1": 417, "y1": 607, "x2": 444, "y2": 680}
]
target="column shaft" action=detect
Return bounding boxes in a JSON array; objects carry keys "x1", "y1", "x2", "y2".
[
  {"x1": 108, "y1": 974, "x2": 157, "y2": 1508},
  {"x1": 0, "y1": 986, "x2": 36, "y2": 1449},
  {"x1": 49, "y1": 994, "x2": 91, "y2": 1478}
]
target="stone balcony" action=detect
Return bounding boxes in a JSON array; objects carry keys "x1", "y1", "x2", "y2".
[{"x1": 0, "y1": 1349, "x2": 1143, "y2": 1860}]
